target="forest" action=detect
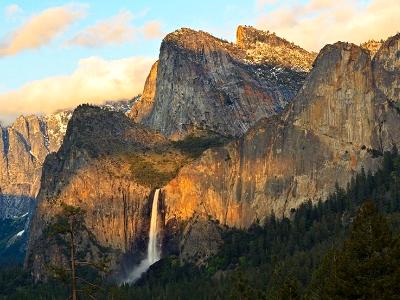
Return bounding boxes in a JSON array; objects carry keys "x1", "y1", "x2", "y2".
[{"x1": 1, "y1": 148, "x2": 400, "y2": 299}]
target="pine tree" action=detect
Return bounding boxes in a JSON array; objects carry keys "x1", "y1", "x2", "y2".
[
  {"x1": 308, "y1": 201, "x2": 398, "y2": 299},
  {"x1": 46, "y1": 203, "x2": 109, "y2": 300}
]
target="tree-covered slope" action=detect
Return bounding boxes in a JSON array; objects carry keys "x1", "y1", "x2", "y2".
[{"x1": 2, "y1": 149, "x2": 400, "y2": 299}]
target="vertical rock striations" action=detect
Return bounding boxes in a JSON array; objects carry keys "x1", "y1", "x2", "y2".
[
  {"x1": 25, "y1": 30, "x2": 400, "y2": 278},
  {"x1": 0, "y1": 100, "x2": 137, "y2": 219},
  {"x1": 163, "y1": 35, "x2": 400, "y2": 228},
  {"x1": 0, "y1": 112, "x2": 71, "y2": 219},
  {"x1": 0, "y1": 101, "x2": 137, "y2": 266},
  {"x1": 131, "y1": 26, "x2": 314, "y2": 139},
  {"x1": 25, "y1": 105, "x2": 184, "y2": 280}
]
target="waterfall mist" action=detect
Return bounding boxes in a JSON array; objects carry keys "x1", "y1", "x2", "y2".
[{"x1": 124, "y1": 189, "x2": 161, "y2": 284}]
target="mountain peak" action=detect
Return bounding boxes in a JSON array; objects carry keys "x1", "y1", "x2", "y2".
[
  {"x1": 162, "y1": 27, "x2": 241, "y2": 59},
  {"x1": 132, "y1": 26, "x2": 308, "y2": 138},
  {"x1": 236, "y1": 25, "x2": 317, "y2": 71},
  {"x1": 236, "y1": 25, "x2": 287, "y2": 48},
  {"x1": 361, "y1": 40, "x2": 383, "y2": 57}
]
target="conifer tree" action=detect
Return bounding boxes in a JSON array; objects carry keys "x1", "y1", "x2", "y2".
[
  {"x1": 46, "y1": 203, "x2": 109, "y2": 300},
  {"x1": 308, "y1": 201, "x2": 398, "y2": 299}
]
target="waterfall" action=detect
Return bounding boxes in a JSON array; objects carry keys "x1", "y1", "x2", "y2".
[{"x1": 124, "y1": 189, "x2": 161, "y2": 284}]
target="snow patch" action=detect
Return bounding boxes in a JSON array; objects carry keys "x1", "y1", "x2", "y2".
[{"x1": 18, "y1": 212, "x2": 28, "y2": 218}]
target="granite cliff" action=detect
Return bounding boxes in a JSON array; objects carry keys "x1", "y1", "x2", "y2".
[
  {"x1": 0, "y1": 99, "x2": 137, "y2": 220},
  {"x1": 26, "y1": 29, "x2": 400, "y2": 279},
  {"x1": 163, "y1": 34, "x2": 400, "y2": 228},
  {"x1": 25, "y1": 104, "x2": 207, "y2": 280},
  {"x1": 0, "y1": 111, "x2": 71, "y2": 219},
  {"x1": 0, "y1": 100, "x2": 136, "y2": 265},
  {"x1": 236, "y1": 25, "x2": 316, "y2": 71},
  {"x1": 131, "y1": 26, "x2": 315, "y2": 139}
]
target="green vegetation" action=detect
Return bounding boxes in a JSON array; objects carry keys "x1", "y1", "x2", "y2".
[
  {"x1": 172, "y1": 132, "x2": 229, "y2": 158},
  {"x1": 1, "y1": 148, "x2": 400, "y2": 299},
  {"x1": 0, "y1": 267, "x2": 67, "y2": 300},
  {"x1": 120, "y1": 148, "x2": 400, "y2": 299},
  {"x1": 129, "y1": 152, "x2": 184, "y2": 188},
  {"x1": 308, "y1": 201, "x2": 400, "y2": 299},
  {"x1": 129, "y1": 132, "x2": 229, "y2": 188}
]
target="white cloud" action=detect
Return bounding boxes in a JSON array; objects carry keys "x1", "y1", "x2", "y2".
[
  {"x1": 67, "y1": 10, "x2": 163, "y2": 47},
  {"x1": 4, "y1": 4, "x2": 22, "y2": 18},
  {"x1": 67, "y1": 10, "x2": 135, "y2": 47},
  {"x1": 0, "y1": 4, "x2": 86, "y2": 56},
  {"x1": 141, "y1": 20, "x2": 163, "y2": 39},
  {"x1": 0, "y1": 56, "x2": 155, "y2": 122},
  {"x1": 256, "y1": 0, "x2": 400, "y2": 51}
]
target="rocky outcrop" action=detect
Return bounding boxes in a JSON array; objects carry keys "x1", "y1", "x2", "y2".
[
  {"x1": 361, "y1": 40, "x2": 383, "y2": 57},
  {"x1": 25, "y1": 105, "x2": 193, "y2": 279},
  {"x1": 25, "y1": 30, "x2": 400, "y2": 280},
  {"x1": 237, "y1": 25, "x2": 317, "y2": 71},
  {"x1": 130, "y1": 62, "x2": 159, "y2": 123},
  {"x1": 0, "y1": 100, "x2": 137, "y2": 268},
  {"x1": 131, "y1": 26, "x2": 313, "y2": 139},
  {"x1": 162, "y1": 35, "x2": 400, "y2": 228},
  {"x1": 179, "y1": 215, "x2": 223, "y2": 266},
  {"x1": 372, "y1": 35, "x2": 400, "y2": 104},
  {"x1": 0, "y1": 100, "x2": 136, "y2": 220},
  {"x1": 0, "y1": 112, "x2": 70, "y2": 219}
]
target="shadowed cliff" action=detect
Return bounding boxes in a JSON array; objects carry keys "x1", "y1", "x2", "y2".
[
  {"x1": 131, "y1": 26, "x2": 314, "y2": 139},
  {"x1": 163, "y1": 34, "x2": 400, "y2": 228}
]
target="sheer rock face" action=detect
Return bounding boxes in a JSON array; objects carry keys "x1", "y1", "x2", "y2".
[
  {"x1": 0, "y1": 112, "x2": 71, "y2": 219},
  {"x1": 163, "y1": 37, "x2": 400, "y2": 228},
  {"x1": 0, "y1": 100, "x2": 136, "y2": 219},
  {"x1": 26, "y1": 32, "x2": 400, "y2": 277},
  {"x1": 25, "y1": 106, "x2": 171, "y2": 280},
  {"x1": 130, "y1": 61, "x2": 159, "y2": 122},
  {"x1": 372, "y1": 34, "x2": 400, "y2": 103},
  {"x1": 131, "y1": 27, "x2": 312, "y2": 139}
]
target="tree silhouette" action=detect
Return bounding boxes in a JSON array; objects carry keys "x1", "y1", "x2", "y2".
[
  {"x1": 309, "y1": 201, "x2": 399, "y2": 299},
  {"x1": 46, "y1": 203, "x2": 109, "y2": 300}
]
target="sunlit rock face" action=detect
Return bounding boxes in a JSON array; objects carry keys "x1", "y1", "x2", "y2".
[
  {"x1": 0, "y1": 112, "x2": 71, "y2": 218},
  {"x1": 25, "y1": 31, "x2": 400, "y2": 277},
  {"x1": 372, "y1": 34, "x2": 400, "y2": 104},
  {"x1": 361, "y1": 40, "x2": 383, "y2": 57},
  {"x1": 131, "y1": 26, "x2": 313, "y2": 139},
  {"x1": 236, "y1": 25, "x2": 316, "y2": 72},
  {"x1": 163, "y1": 35, "x2": 400, "y2": 228},
  {"x1": 25, "y1": 105, "x2": 180, "y2": 280},
  {"x1": 0, "y1": 100, "x2": 136, "y2": 219}
]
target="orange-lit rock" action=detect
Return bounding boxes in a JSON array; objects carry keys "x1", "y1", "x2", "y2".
[{"x1": 163, "y1": 36, "x2": 400, "y2": 228}]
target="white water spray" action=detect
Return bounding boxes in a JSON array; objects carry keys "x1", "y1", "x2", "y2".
[{"x1": 125, "y1": 189, "x2": 161, "y2": 283}]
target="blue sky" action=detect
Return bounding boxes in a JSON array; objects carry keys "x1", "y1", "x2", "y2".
[
  {"x1": 0, "y1": 0, "x2": 399, "y2": 124},
  {"x1": 0, "y1": 0, "x2": 260, "y2": 92}
]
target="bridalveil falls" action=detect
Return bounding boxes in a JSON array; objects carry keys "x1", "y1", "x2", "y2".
[{"x1": 125, "y1": 189, "x2": 161, "y2": 283}]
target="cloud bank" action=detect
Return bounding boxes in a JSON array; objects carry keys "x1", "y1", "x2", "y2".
[
  {"x1": 0, "y1": 56, "x2": 155, "y2": 123},
  {"x1": 67, "y1": 10, "x2": 135, "y2": 47},
  {"x1": 67, "y1": 11, "x2": 163, "y2": 47},
  {"x1": 0, "y1": 4, "x2": 85, "y2": 56},
  {"x1": 256, "y1": 0, "x2": 400, "y2": 51},
  {"x1": 142, "y1": 21, "x2": 163, "y2": 39}
]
